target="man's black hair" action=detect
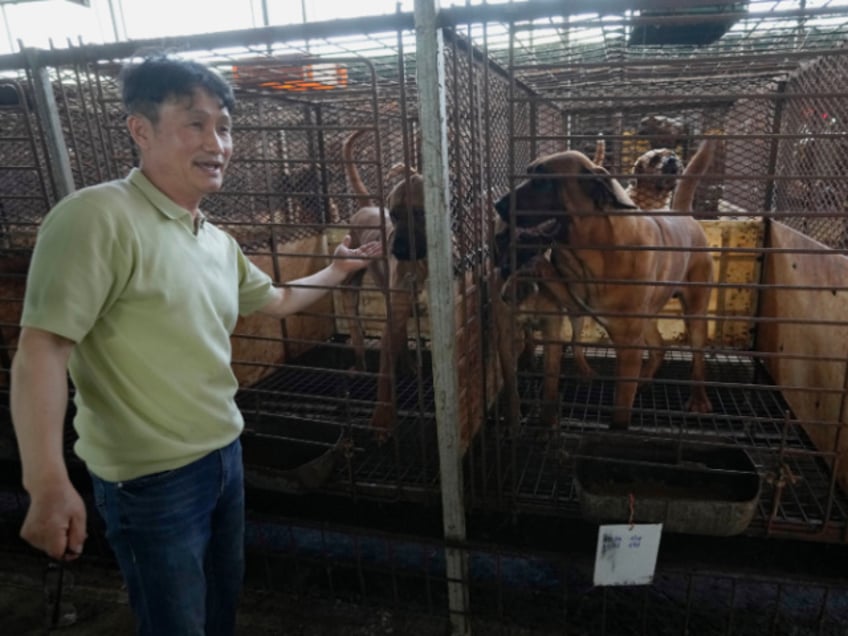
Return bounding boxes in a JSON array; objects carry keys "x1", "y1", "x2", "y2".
[{"x1": 119, "y1": 53, "x2": 236, "y2": 123}]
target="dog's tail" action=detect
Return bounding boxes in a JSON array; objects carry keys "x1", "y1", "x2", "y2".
[
  {"x1": 343, "y1": 129, "x2": 374, "y2": 208},
  {"x1": 593, "y1": 133, "x2": 606, "y2": 166},
  {"x1": 671, "y1": 138, "x2": 718, "y2": 212}
]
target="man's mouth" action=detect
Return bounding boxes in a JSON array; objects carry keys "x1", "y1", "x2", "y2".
[{"x1": 196, "y1": 160, "x2": 224, "y2": 174}]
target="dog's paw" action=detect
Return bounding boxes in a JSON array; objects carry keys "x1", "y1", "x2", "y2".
[
  {"x1": 348, "y1": 357, "x2": 368, "y2": 372},
  {"x1": 609, "y1": 419, "x2": 630, "y2": 431},
  {"x1": 371, "y1": 405, "x2": 395, "y2": 444},
  {"x1": 516, "y1": 347, "x2": 538, "y2": 372},
  {"x1": 686, "y1": 393, "x2": 713, "y2": 414},
  {"x1": 540, "y1": 402, "x2": 560, "y2": 429},
  {"x1": 395, "y1": 350, "x2": 419, "y2": 377},
  {"x1": 574, "y1": 359, "x2": 598, "y2": 381}
]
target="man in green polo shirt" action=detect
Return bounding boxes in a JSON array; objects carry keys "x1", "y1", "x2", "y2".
[{"x1": 10, "y1": 54, "x2": 380, "y2": 636}]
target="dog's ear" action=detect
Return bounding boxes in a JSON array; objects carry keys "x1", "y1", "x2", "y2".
[{"x1": 580, "y1": 166, "x2": 638, "y2": 210}]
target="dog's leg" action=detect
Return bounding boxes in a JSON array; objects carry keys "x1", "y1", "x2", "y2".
[
  {"x1": 539, "y1": 311, "x2": 563, "y2": 428},
  {"x1": 639, "y1": 320, "x2": 665, "y2": 383},
  {"x1": 569, "y1": 315, "x2": 597, "y2": 379},
  {"x1": 517, "y1": 323, "x2": 537, "y2": 371},
  {"x1": 681, "y1": 254, "x2": 714, "y2": 414},
  {"x1": 608, "y1": 321, "x2": 647, "y2": 430},
  {"x1": 685, "y1": 313, "x2": 712, "y2": 414},
  {"x1": 341, "y1": 269, "x2": 368, "y2": 370},
  {"x1": 612, "y1": 345, "x2": 643, "y2": 430},
  {"x1": 494, "y1": 294, "x2": 522, "y2": 432},
  {"x1": 371, "y1": 284, "x2": 414, "y2": 442}
]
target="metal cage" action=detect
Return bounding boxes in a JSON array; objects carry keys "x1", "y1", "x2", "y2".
[{"x1": 1, "y1": 1, "x2": 848, "y2": 633}]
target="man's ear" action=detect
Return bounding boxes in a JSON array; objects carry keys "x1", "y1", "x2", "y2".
[{"x1": 126, "y1": 114, "x2": 152, "y2": 149}]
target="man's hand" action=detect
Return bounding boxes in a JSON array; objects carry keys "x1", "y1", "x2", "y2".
[
  {"x1": 20, "y1": 481, "x2": 87, "y2": 561},
  {"x1": 330, "y1": 235, "x2": 383, "y2": 275},
  {"x1": 259, "y1": 235, "x2": 384, "y2": 319}
]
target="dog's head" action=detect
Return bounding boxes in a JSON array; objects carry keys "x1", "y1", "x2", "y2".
[
  {"x1": 493, "y1": 217, "x2": 561, "y2": 280},
  {"x1": 494, "y1": 150, "x2": 636, "y2": 229},
  {"x1": 638, "y1": 115, "x2": 685, "y2": 149},
  {"x1": 386, "y1": 171, "x2": 427, "y2": 260},
  {"x1": 631, "y1": 148, "x2": 683, "y2": 198},
  {"x1": 499, "y1": 253, "x2": 552, "y2": 304}
]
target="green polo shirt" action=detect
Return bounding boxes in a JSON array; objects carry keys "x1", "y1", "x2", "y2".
[{"x1": 21, "y1": 168, "x2": 277, "y2": 482}]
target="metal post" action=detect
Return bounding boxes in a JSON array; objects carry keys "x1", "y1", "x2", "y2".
[
  {"x1": 24, "y1": 48, "x2": 75, "y2": 199},
  {"x1": 106, "y1": 0, "x2": 122, "y2": 41},
  {"x1": 1, "y1": 4, "x2": 14, "y2": 53},
  {"x1": 413, "y1": 1, "x2": 470, "y2": 634}
]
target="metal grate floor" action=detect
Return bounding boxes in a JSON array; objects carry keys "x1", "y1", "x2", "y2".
[
  {"x1": 1, "y1": 337, "x2": 840, "y2": 541},
  {"x1": 472, "y1": 346, "x2": 848, "y2": 542},
  {"x1": 235, "y1": 343, "x2": 441, "y2": 501}
]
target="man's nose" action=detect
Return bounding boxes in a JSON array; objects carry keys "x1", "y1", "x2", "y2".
[{"x1": 204, "y1": 129, "x2": 227, "y2": 152}]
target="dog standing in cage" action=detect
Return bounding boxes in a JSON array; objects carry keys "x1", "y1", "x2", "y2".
[
  {"x1": 494, "y1": 139, "x2": 717, "y2": 431},
  {"x1": 626, "y1": 139, "x2": 717, "y2": 211},
  {"x1": 494, "y1": 135, "x2": 606, "y2": 376},
  {"x1": 340, "y1": 129, "x2": 426, "y2": 441},
  {"x1": 626, "y1": 148, "x2": 685, "y2": 210},
  {"x1": 492, "y1": 137, "x2": 607, "y2": 427}
]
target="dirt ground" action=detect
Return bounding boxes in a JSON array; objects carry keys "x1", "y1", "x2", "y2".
[{"x1": 0, "y1": 548, "x2": 450, "y2": 636}]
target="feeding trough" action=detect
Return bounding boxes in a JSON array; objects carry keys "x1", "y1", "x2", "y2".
[
  {"x1": 574, "y1": 433, "x2": 762, "y2": 536},
  {"x1": 241, "y1": 416, "x2": 343, "y2": 494}
]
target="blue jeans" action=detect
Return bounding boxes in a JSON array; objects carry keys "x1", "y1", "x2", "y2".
[{"x1": 90, "y1": 438, "x2": 245, "y2": 636}]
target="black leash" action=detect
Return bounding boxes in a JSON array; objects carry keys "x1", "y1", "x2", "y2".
[
  {"x1": 50, "y1": 560, "x2": 65, "y2": 628},
  {"x1": 44, "y1": 551, "x2": 78, "y2": 632}
]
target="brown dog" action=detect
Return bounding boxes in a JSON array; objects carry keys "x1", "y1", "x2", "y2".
[
  {"x1": 494, "y1": 141, "x2": 716, "y2": 431},
  {"x1": 638, "y1": 115, "x2": 686, "y2": 149},
  {"x1": 626, "y1": 139, "x2": 717, "y2": 212},
  {"x1": 340, "y1": 130, "x2": 426, "y2": 440},
  {"x1": 626, "y1": 148, "x2": 684, "y2": 210},
  {"x1": 492, "y1": 146, "x2": 604, "y2": 434},
  {"x1": 493, "y1": 137, "x2": 607, "y2": 406}
]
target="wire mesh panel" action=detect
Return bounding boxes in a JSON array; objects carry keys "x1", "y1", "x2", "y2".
[
  {"x1": 775, "y1": 52, "x2": 848, "y2": 248},
  {"x1": 0, "y1": 22, "x2": 521, "y2": 506},
  {"x1": 240, "y1": 513, "x2": 848, "y2": 635},
  {"x1": 0, "y1": 3, "x2": 848, "y2": 632},
  {"x1": 0, "y1": 79, "x2": 53, "y2": 415},
  {"x1": 2, "y1": 474, "x2": 848, "y2": 635},
  {"x1": 0, "y1": 79, "x2": 54, "y2": 247}
]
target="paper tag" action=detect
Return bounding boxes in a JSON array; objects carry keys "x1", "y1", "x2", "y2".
[{"x1": 593, "y1": 523, "x2": 662, "y2": 587}]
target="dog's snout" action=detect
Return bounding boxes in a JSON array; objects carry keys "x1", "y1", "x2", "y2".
[
  {"x1": 391, "y1": 231, "x2": 427, "y2": 261},
  {"x1": 494, "y1": 195, "x2": 510, "y2": 220},
  {"x1": 662, "y1": 156, "x2": 682, "y2": 176}
]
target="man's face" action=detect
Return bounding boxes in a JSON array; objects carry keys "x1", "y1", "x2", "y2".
[{"x1": 129, "y1": 87, "x2": 233, "y2": 212}]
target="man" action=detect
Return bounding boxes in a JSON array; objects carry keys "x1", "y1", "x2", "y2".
[{"x1": 10, "y1": 54, "x2": 381, "y2": 635}]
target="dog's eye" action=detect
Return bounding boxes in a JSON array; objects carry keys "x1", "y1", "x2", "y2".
[{"x1": 531, "y1": 178, "x2": 554, "y2": 193}]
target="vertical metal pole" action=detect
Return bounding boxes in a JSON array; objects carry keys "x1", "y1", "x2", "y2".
[
  {"x1": 1, "y1": 4, "x2": 14, "y2": 53},
  {"x1": 413, "y1": 1, "x2": 470, "y2": 634},
  {"x1": 25, "y1": 48, "x2": 75, "y2": 199},
  {"x1": 106, "y1": 0, "x2": 122, "y2": 41}
]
